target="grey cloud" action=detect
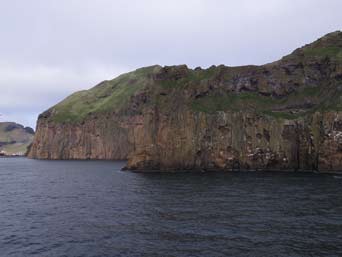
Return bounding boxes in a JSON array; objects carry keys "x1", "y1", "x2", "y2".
[{"x1": 0, "y1": 0, "x2": 341, "y2": 128}]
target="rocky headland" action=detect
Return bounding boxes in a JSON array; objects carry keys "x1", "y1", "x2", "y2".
[{"x1": 29, "y1": 31, "x2": 342, "y2": 172}]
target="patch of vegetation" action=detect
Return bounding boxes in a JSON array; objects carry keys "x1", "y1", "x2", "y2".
[
  {"x1": 191, "y1": 92, "x2": 280, "y2": 113},
  {"x1": 261, "y1": 110, "x2": 303, "y2": 120},
  {"x1": 316, "y1": 92, "x2": 342, "y2": 112},
  {"x1": 297, "y1": 86, "x2": 321, "y2": 96},
  {"x1": 51, "y1": 66, "x2": 160, "y2": 123},
  {"x1": 191, "y1": 95, "x2": 233, "y2": 113},
  {"x1": 303, "y1": 46, "x2": 342, "y2": 60},
  {"x1": 190, "y1": 90, "x2": 322, "y2": 120},
  {"x1": 284, "y1": 86, "x2": 321, "y2": 104}
]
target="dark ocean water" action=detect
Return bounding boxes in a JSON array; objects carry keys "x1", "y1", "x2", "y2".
[{"x1": 0, "y1": 158, "x2": 342, "y2": 257}]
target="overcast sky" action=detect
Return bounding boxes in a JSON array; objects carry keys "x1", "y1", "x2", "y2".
[{"x1": 0, "y1": 0, "x2": 341, "y2": 128}]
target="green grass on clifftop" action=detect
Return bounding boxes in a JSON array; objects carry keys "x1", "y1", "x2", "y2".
[{"x1": 51, "y1": 66, "x2": 161, "y2": 123}]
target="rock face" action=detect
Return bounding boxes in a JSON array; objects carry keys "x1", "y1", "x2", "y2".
[
  {"x1": 0, "y1": 122, "x2": 35, "y2": 155},
  {"x1": 29, "y1": 31, "x2": 342, "y2": 171}
]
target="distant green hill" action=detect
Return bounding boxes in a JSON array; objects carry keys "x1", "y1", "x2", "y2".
[{"x1": 0, "y1": 122, "x2": 34, "y2": 155}]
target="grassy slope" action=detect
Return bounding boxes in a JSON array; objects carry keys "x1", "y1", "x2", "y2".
[{"x1": 51, "y1": 65, "x2": 162, "y2": 123}]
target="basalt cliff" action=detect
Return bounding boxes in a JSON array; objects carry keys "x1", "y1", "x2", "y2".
[{"x1": 29, "y1": 31, "x2": 342, "y2": 171}]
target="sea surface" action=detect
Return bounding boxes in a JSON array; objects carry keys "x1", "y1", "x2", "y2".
[{"x1": 0, "y1": 158, "x2": 341, "y2": 257}]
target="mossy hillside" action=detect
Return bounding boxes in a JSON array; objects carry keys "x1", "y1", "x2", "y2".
[{"x1": 51, "y1": 66, "x2": 161, "y2": 123}]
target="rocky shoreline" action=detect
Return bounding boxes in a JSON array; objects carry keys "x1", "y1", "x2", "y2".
[{"x1": 123, "y1": 166, "x2": 342, "y2": 175}]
